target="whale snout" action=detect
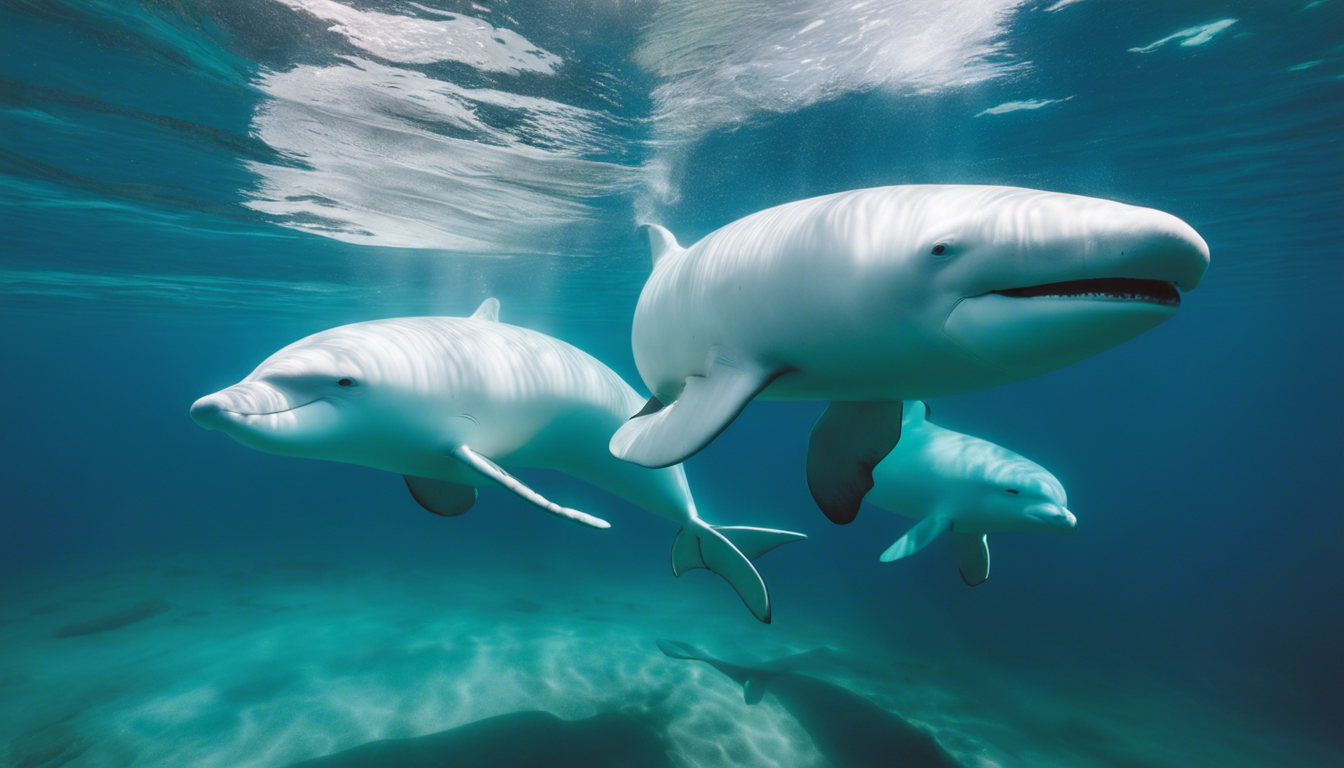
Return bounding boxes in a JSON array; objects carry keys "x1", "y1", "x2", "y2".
[
  {"x1": 190, "y1": 395, "x2": 226, "y2": 431},
  {"x1": 1119, "y1": 208, "x2": 1209, "y2": 292},
  {"x1": 189, "y1": 382, "x2": 301, "y2": 431}
]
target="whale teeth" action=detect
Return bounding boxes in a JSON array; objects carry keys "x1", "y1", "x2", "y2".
[{"x1": 994, "y1": 277, "x2": 1179, "y2": 306}]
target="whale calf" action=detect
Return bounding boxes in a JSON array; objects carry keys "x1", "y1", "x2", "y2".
[
  {"x1": 870, "y1": 402, "x2": 1075, "y2": 586},
  {"x1": 190, "y1": 299, "x2": 805, "y2": 622},
  {"x1": 657, "y1": 640, "x2": 963, "y2": 768},
  {"x1": 609, "y1": 185, "x2": 1209, "y2": 525}
]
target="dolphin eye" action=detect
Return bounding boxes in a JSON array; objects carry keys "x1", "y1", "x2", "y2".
[
  {"x1": 931, "y1": 243, "x2": 948, "y2": 256},
  {"x1": 1005, "y1": 489, "x2": 1019, "y2": 494},
  {"x1": 337, "y1": 378, "x2": 355, "y2": 387}
]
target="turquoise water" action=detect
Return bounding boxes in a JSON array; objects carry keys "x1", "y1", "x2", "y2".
[{"x1": 2, "y1": 1, "x2": 1341, "y2": 766}]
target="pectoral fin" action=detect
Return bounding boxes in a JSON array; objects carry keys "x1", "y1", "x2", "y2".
[
  {"x1": 807, "y1": 401, "x2": 904, "y2": 524},
  {"x1": 950, "y1": 532, "x2": 990, "y2": 586},
  {"x1": 743, "y1": 678, "x2": 767, "y2": 705},
  {"x1": 451, "y1": 445, "x2": 610, "y2": 529},
  {"x1": 403, "y1": 476, "x2": 477, "y2": 517},
  {"x1": 610, "y1": 351, "x2": 786, "y2": 468},
  {"x1": 880, "y1": 517, "x2": 949, "y2": 562}
]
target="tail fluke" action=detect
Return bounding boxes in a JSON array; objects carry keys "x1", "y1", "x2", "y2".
[
  {"x1": 654, "y1": 639, "x2": 702, "y2": 661},
  {"x1": 706, "y1": 526, "x2": 808, "y2": 559},
  {"x1": 656, "y1": 640, "x2": 808, "y2": 706},
  {"x1": 670, "y1": 522, "x2": 806, "y2": 624},
  {"x1": 655, "y1": 640, "x2": 768, "y2": 703}
]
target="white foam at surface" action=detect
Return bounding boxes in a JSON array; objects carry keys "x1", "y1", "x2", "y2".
[
  {"x1": 976, "y1": 95, "x2": 1075, "y2": 117},
  {"x1": 1042, "y1": 0, "x2": 1088, "y2": 11},
  {"x1": 632, "y1": 0, "x2": 1031, "y2": 209},
  {"x1": 242, "y1": 0, "x2": 1068, "y2": 251},
  {"x1": 1129, "y1": 19, "x2": 1239, "y2": 54},
  {"x1": 272, "y1": 0, "x2": 560, "y2": 72},
  {"x1": 245, "y1": 56, "x2": 637, "y2": 252}
]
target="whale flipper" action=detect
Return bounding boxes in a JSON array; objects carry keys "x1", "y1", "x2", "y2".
[
  {"x1": 404, "y1": 475, "x2": 477, "y2": 517},
  {"x1": 671, "y1": 521, "x2": 804, "y2": 623},
  {"x1": 610, "y1": 353, "x2": 785, "y2": 468},
  {"x1": 880, "y1": 516, "x2": 949, "y2": 562},
  {"x1": 951, "y1": 532, "x2": 990, "y2": 586},
  {"x1": 451, "y1": 445, "x2": 611, "y2": 529},
  {"x1": 807, "y1": 401, "x2": 904, "y2": 524}
]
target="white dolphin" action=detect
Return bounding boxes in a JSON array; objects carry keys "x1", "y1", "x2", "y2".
[
  {"x1": 609, "y1": 184, "x2": 1209, "y2": 524},
  {"x1": 869, "y1": 402, "x2": 1075, "y2": 586},
  {"x1": 190, "y1": 299, "x2": 805, "y2": 622}
]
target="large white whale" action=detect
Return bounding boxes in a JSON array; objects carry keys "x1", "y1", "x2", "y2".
[
  {"x1": 610, "y1": 185, "x2": 1209, "y2": 524},
  {"x1": 190, "y1": 299, "x2": 805, "y2": 622},
  {"x1": 870, "y1": 402, "x2": 1075, "y2": 586}
]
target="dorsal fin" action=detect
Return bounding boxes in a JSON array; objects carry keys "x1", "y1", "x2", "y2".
[
  {"x1": 902, "y1": 400, "x2": 928, "y2": 425},
  {"x1": 470, "y1": 297, "x2": 500, "y2": 322},
  {"x1": 637, "y1": 224, "x2": 683, "y2": 267}
]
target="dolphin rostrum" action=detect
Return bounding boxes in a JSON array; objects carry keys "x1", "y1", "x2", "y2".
[
  {"x1": 609, "y1": 185, "x2": 1209, "y2": 525},
  {"x1": 657, "y1": 640, "x2": 964, "y2": 768},
  {"x1": 871, "y1": 402, "x2": 1076, "y2": 586},
  {"x1": 191, "y1": 299, "x2": 805, "y2": 622}
]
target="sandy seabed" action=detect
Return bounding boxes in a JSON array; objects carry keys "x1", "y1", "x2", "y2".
[{"x1": 0, "y1": 553, "x2": 1336, "y2": 768}]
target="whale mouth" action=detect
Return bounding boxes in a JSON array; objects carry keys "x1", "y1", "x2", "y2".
[
  {"x1": 221, "y1": 400, "x2": 315, "y2": 418},
  {"x1": 190, "y1": 393, "x2": 322, "y2": 431},
  {"x1": 993, "y1": 278, "x2": 1180, "y2": 306}
]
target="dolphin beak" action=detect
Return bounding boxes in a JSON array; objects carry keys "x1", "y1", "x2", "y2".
[
  {"x1": 1028, "y1": 505, "x2": 1078, "y2": 534},
  {"x1": 1060, "y1": 507, "x2": 1077, "y2": 532}
]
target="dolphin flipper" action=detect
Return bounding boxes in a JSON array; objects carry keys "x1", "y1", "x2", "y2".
[
  {"x1": 880, "y1": 516, "x2": 949, "y2": 562},
  {"x1": 610, "y1": 353, "x2": 786, "y2": 468},
  {"x1": 451, "y1": 445, "x2": 611, "y2": 529},
  {"x1": 950, "y1": 532, "x2": 990, "y2": 586},
  {"x1": 404, "y1": 476, "x2": 477, "y2": 517},
  {"x1": 807, "y1": 401, "x2": 904, "y2": 524}
]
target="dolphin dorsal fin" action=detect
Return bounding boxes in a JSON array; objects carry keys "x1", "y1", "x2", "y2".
[
  {"x1": 902, "y1": 400, "x2": 929, "y2": 426},
  {"x1": 470, "y1": 298, "x2": 500, "y2": 322},
  {"x1": 638, "y1": 224, "x2": 683, "y2": 267}
]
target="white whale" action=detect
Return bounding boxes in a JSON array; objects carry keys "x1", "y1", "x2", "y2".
[
  {"x1": 870, "y1": 402, "x2": 1075, "y2": 586},
  {"x1": 190, "y1": 299, "x2": 805, "y2": 622},
  {"x1": 609, "y1": 184, "x2": 1209, "y2": 524}
]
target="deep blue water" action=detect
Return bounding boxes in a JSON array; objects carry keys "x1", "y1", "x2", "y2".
[{"x1": 2, "y1": 1, "x2": 1341, "y2": 766}]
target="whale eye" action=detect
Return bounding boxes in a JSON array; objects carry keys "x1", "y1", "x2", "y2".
[
  {"x1": 1005, "y1": 489, "x2": 1019, "y2": 494},
  {"x1": 337, "y1": 377, "x2": 355, "y2": 387},
  {"x1": 931, "y1": 243, "x2": 947, "y2": 256}
]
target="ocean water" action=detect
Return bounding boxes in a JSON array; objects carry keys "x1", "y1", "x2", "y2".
[{"x1": 2, "y1": 1, "x2": 1341, "y2": 766}]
